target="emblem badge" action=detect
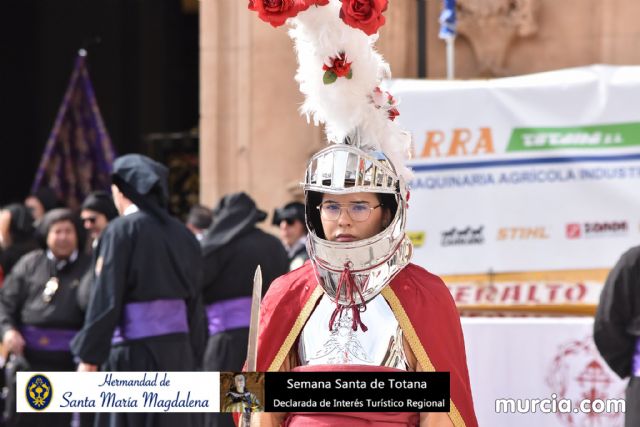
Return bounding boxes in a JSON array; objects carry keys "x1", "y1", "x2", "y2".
[{"x1": 26, "y1": 374, "x2": 53, "y2": 410}]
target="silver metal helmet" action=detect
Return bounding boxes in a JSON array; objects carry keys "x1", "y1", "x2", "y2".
[{"x1": 304, "y1": 142, "x2": 413, "y2": 308}]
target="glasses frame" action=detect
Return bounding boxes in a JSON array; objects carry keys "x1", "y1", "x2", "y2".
[
  {"x1": 317, "y1": 202, "x2": 383, "y2": 223},
  {"x1": 81, "y1": 216, "x2": 97, "y2": 224},
  {"x1": 280, "y1": 218, "x2": 299, "y2": 226}
]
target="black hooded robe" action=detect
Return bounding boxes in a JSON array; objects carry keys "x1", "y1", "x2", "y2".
[
  {"x1": 200, "y1": 193, "x2": 288, "y2": 427},
  {"x1": 594, "y1": 245, "x2": 640, "y2": 427},
  {"x1": 71, "y1": 155, "x2": 206, "y2": 427}
]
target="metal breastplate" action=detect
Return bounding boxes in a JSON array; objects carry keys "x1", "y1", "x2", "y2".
[{"x1": 297, "y1": 293, "x2": 408, "y2": 370}]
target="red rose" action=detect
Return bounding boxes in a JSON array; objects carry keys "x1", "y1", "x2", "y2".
[
  {"x1": 250, "y1": 0, "x2": 301, "y2": 28},
  {"x1": 339, "y1": 0, "x2": 389, "y2": 35},
  {"x1": 298, "y1": 0, "x2": 330, "y2": 12},
  {"x1": 322, "y1": 52, "x2": 353, "y2": 84},
  {"x1": 323, "y1": 52, "x2": 352, "y2": 78}
]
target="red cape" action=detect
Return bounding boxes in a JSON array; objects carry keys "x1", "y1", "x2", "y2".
[{"x1": 255, "y1": 261, "x2": 478, "y2": 427}]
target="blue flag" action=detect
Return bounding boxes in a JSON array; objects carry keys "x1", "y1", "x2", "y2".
[
  {"x1": 31, "y1": 51, "x2": 115, "y2": 210},
  {"x1": 439, "y1": 0, "x2": 457, "y2": 40}
]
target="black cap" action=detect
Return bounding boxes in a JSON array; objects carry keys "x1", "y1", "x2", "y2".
[
  {"x1": 272, "y1": 201, "x2": 305, "y2": 226},
  {"x1": 81, "y1": 191, "x2": 118, "y2": 221}
]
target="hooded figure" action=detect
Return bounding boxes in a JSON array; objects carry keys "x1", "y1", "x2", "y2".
[
  {"x1": 71, "y1": 154, "x2": 206, "y2": 427},
  {"x1": 200, "y1": 192, "x2": 288, "y2": 427},
  {"x1": 77, "y1": 191, "x2": 119, "y2": 315},
  {"x1": 24, "y1": 187, "x2": 59, "y2": 224},
  {"x1": 0, "y1": 203, "x2": 39, "y2": 284}
]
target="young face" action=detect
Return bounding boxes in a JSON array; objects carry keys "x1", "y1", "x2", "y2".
[
  {"x1": 320, "y1": 192, "x2": 391, "y2": 242},
  {"x1": 279, "y1": 218, "x2": 306, "y2": 248},
  {"x1": 81, "y1": 209, "x2": 109, "y2": 240},
  {"x1": 46, "y1": 220, "x2": 78, "y2": 259}
]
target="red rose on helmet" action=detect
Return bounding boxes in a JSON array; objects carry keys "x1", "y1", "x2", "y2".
[
  {"x1": 339, "y1": 0, "x2": 388, "y2": 35},
  {"x1": 299, "y1": 0, "x2": 330, "y2": 12},
  {"x1": 322, "y1": 52, "x2": 353, "y2": 84},
  {"x1": 323, "y1": 52, "x2": 352, "y2": 78},
  {"x1": 249, "y1": 0, "x2": 301, "y2": 27}
]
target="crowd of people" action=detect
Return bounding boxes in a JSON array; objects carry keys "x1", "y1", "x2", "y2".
[{"x1": 0, "y1": 154, "x2": 308, "y2": 427}]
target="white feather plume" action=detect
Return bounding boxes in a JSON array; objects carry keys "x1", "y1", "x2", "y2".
[{"x1": 288, "y1": 0, "x2": 413, "y2": 180}]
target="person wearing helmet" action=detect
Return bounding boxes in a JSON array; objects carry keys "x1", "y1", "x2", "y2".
[
  {"x1": 247, "y1": 2, "x2": 477, "y2": 426},
  {"x1": 253, "y1": 140, "x2": 477, "y2": 427}
]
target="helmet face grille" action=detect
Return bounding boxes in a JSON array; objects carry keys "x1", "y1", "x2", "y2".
[{"x1": 305, "y1": 145, "x2": 399, "y2": 195}]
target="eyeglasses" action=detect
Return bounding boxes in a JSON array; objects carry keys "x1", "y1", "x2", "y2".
[
  {"x1": 280, "y1": 218, "x2": 297, "y2": 226},
  {"x1": 317, "y1": 202, "x2": 382, "y2": 222},
  {"x1": 81, "y1": 216, "x2": 97, "y2": 224}
]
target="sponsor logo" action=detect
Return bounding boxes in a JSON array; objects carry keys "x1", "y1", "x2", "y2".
[
  {"x1": 441, "y1": 226, "x2": 484, "y2": 246},
  {"x1": 420, "y1": 127, "x2": 495, "y2": 158},
  {"x1": 449, "y1": 282, "x2": 591, "y2": 306},
  {"x1": 497, "y1": 227, "x2": 549, "y2": 240},
  {"x1": 566, "y1": 221, "x2": 628, "y2": 239},
  {"x1": 406, "y1": 231, "x2": 426, "y2": 248},
  {"x1": 507, "y1": 122, "x2": 640, "y2": 152},
  {"x1": 566, "y1": 223, "x2": 582, "y2": 239},
  {"x1": 26, "y1": 374, "x2": 53, "y2": 411}
]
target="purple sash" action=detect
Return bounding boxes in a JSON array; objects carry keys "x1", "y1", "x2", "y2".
[
  {"x1": 633, "y1": 338, "x2": 640, "y2": 376},
  {"x1": 112, "y1": 299, "x2": 189, "y2": 344},
  {"x1": 206, "y1": 297, "x2": 252, "y2": 336},
  {"x1": 21, "y1": 326, "x2": 78, "y2": 352}
]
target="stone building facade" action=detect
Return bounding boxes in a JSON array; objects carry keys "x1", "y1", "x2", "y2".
[{"x1": 199, "y1": 0, "x2": 640, "y2": 217}]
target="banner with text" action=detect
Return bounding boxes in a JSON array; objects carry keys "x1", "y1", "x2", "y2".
[
  {"x1": 387, "y1": 65, "x2": 640, "y2": 313},
  {"x1": 16, "y1": 371, "x2": 448, "y2": 414},
  {"x1": 17, "y1": 372, "x2": 220, "y2": 413}
]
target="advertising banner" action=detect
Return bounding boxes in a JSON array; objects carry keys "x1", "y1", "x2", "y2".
[{"x1": 387, "y1": 65, "x2": 640, "y2": 313}]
